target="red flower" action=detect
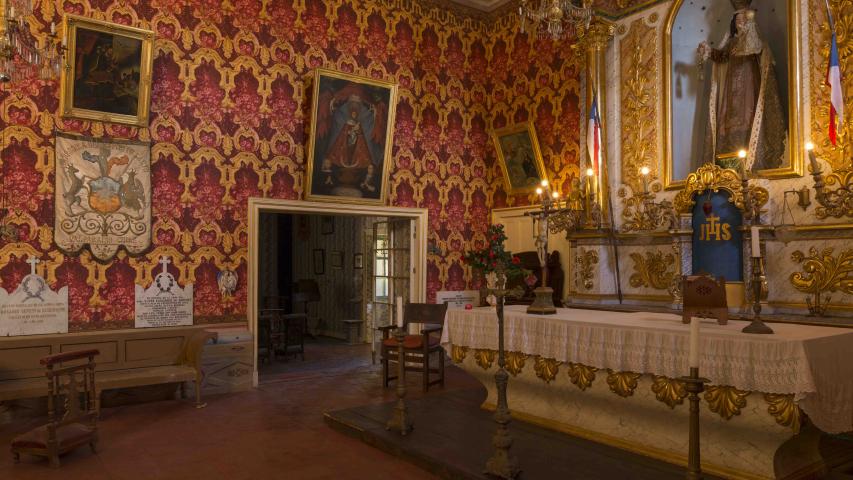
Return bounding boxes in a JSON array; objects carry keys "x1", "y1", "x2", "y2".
[{"x1": 512, "y1": 256, "x2": 521, "y2": 265}]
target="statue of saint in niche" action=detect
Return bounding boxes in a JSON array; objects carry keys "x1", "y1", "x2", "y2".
[{"x1": 697, "y1": 0, "x2": 787, "y2": 172}]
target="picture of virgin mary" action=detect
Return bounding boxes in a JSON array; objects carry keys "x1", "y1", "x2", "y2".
[{"x1": 306, "y1": 69, "x2": 397, "y2": 205}]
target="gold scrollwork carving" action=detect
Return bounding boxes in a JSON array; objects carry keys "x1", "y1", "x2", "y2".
[
  {"x1": 764, "y1": 393, "x2": 802, "y2": 433},
  {"x1": 576, "y1": 249, "x2": 599, "y2": 291},
  {"x1": 567, "y1": 362, "x2": 598, "y2": 391},
  {"x1": 704, "y1": 385, "x2": 750, "y2": 420},
  {"x1": 451, "y1": 345, "x2": 468, "y2": 364},
  {"x1": 620, "y1": 18, "x2": 657, "y2": 194},
  {"x1": 672, "y1": 164, "x2": 768, "y2": 214},
  {"x1": 790, "y1": 247, "x2": 853, "y2": 316},
  {"x1": 810, "y1": 0, "x2": 852, "y2": 172},
  {"x1": 533, "y1": 356, "x2": 561, "y2": 384},
  {"x1": 651, "y1": 375, "x2": 687, "y2": 409},
  {"x1": 606, "y1": 370, "x2": 642, "y2": 398},
  {"x1": 474, "y1": 349, "x2": 496, "y2": 370},
  {"x1": 629, "y1": 251, "x2": 675, "y2": 290},
  {"x1": 814, "y1": 170, "x2": 853, "y2": 219},
  {"x1": 505, "y1": 351, "x2": 528, "y2": 377}
]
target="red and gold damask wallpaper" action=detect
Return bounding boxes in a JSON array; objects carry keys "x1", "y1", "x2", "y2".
[{"x1": 0, "y1": 0, "x2": 582, "y2": 330}]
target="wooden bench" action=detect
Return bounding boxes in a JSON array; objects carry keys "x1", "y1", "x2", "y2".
[{"x1": 0, "y1": 324, "x2": 237, "y2": 410}]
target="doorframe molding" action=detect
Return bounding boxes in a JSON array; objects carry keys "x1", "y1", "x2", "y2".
[{"x1": 247, "y1": 197, "x2": 428, "y2": 386}]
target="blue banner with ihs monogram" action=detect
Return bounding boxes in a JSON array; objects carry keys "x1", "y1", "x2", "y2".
[{"x1": 691, "y1": 190, "x2": 743, "y2": 282}]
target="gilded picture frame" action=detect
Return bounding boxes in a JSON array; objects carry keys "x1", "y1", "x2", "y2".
[
  {"x1": 60, "y1": 15, "x2": 154, "y2": 127},
  {"x1": 491, "y1": 122, "x2": 548, "y2": 194},
  {"x1": 305, "y1": 68, "x2": 398, "y2": 206},
  {"x1": 662, "y1": 0, "x2": 804, "y2": 189}
]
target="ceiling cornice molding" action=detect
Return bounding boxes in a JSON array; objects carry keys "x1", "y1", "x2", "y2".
[{"x1": 437, "y1": 0, "x2": 668, "y2": 22}]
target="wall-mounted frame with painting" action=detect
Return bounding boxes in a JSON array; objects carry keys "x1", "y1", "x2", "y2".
[
  {"x1": 305, "y1": 68, "x2": 398, "y2": 205},
  {"x1": 330, "y1": 251, "x2": 344, "y2": 269},
  {"x1": 313, "y1": 249, "x2": 325, "y2": 275},
  {"x1": 60, "y1": 15, "x2": 154, "y2": 127},
  {"x1": 491, "y1": 122, "x2": 548, "y2": 194},
  {"x1": 321, "y1": 216, "x2": 335, "y2": 235}
]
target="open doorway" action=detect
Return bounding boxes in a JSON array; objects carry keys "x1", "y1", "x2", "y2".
[
  {"x1": 255, "y1": 214, "x2": 413, "y2": 383},
  {"x1": 247, "y1": 199, "x2": 427, "y2": 386}
]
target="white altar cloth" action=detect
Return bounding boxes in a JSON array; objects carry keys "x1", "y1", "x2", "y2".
[{"x1": 441, "y1": 305, "x2": 853, "y2": 434}]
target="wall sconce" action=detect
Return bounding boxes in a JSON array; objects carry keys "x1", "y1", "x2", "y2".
[{"x1": 806, "y1": 142, "x2": 853, "y2": 219}]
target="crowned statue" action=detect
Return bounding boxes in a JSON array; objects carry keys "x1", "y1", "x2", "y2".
[{"x1": 698, "y1": 0, "x2": 787, "y2": 172}]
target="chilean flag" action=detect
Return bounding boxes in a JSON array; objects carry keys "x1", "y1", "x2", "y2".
[
  {"x1": 587, "y1": 91, "x2": 601, "y2": 175},
  {"x1": 826, "y1": 0, "x2": 844, "y2": 146}
]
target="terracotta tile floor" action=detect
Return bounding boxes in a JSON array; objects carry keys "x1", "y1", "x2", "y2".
[{"x1": 0, "y1": 340, "x2": 482, "y2": 480}]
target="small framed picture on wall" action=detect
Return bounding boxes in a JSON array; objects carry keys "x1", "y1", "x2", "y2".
[
  {"x1": 313, "y1": 249, "x2": 325, "y2": 275},
  {"x1": 353, "y1": 253, "x2": 363, "y2": 269},
  {"x1": 321, "y1": 216, "x2": 335, "y2": 235},
  {"x1": 330, "y1": 251, "x2": 344, "y2": 269}
]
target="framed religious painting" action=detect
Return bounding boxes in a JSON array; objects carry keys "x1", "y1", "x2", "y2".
[
  {"x1": 491, "y1": 122, "x2": 548, "y2": 194},
  {"x1": 663, "y1": 0, "x2": 804, "y2": 188},
  {"x1": 60, "y1": 15, "x2": 154, "y2": 126},
  {"x1": 305, "y1": 68, "x2": 398, "y2": 205}
]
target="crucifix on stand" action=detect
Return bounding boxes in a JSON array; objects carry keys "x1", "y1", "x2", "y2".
[{"x1": 524, "y1": 180, "x2": 567, "y2": 315}]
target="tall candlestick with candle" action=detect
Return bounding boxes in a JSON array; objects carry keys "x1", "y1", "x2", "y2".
[
  {"x1": 396, "y1": 296, "x2": 404, "y2": 329},
  {"x1": 743, "y1": 233, "x2": 774, "y2": 334},
  {"x1": 681, "y1": 319, "x2": 709, "y2": 480}
]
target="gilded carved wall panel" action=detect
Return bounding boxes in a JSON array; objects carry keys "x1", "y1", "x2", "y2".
[
  {"x1": 809, "y1": 0, "x2": 853, "y2": 172},
  {"x1": 629, "y1": 250, "x2": 675, "y2": 290},
  {"x1": 619, "y1": 17, "x2": 658, "y2": 193}
]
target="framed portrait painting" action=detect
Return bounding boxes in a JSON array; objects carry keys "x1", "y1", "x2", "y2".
[
  {"x1": 491, "y1": 122, "x2": 548, "y2": 194},
  {"x1": 60, "y1": 15, "x2": 154, "y2": 126},
  {"x1": 305, "y1": 68, "x2": 398, "y2": 205},
  {"x1": 313, "y1": 249, "x2": 325, "y2": 276}
]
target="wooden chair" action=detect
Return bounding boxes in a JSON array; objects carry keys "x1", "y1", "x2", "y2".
[
  {"x1": 11, "y1": 349, "x2": 100, "y2": 468},
  {"x1": 278, "y1": 293, "x2": 308, "y2": 360},
  {"x1": 258, "y1": 309, "x2": 285, "y2": 364},
  {"x1": 380, "y1": 303, "x2": 449, "y2": 393}
]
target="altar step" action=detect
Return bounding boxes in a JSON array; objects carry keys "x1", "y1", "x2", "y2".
[{"x1": 324, "y1": 388, "x2": 721, "y2": 480}]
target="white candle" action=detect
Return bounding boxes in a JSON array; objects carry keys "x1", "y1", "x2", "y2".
[
  {"x1": 751, "y1": 226, "x2": 761, "y2": 258},
  {"x1": 50, "y1": 22, "x2": 55, "y2": 35},
  {"x1": 688, "y1": 317, "x2": 700, "y2": 369},
  {"x1": 396, "y1": 296, "x2": 404, "y2": 328}
]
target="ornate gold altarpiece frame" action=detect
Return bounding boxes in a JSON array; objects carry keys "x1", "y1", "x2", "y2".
[{"x1": 662, "y1": 0, "x2": 805, "y2": 189}]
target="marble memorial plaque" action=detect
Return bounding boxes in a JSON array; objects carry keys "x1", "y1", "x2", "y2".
[
  {"x1": 0, "y1": 257, "x2": 69, "y2": 336},
  {"x1": 436, "y1": 290, "x2": 480, "y2": 309},
  {"x1": 135, "y1": 256, "x2": 193, "y2": 328}
]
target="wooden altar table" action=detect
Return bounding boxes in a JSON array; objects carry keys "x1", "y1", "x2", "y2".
[{"x1": 441, "y1": 306, "x2": 853, "y2": 480}]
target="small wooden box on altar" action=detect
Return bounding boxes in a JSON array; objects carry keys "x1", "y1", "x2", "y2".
[{"x1": 681, "y1": 274, "x2": 728, "y2": 325}]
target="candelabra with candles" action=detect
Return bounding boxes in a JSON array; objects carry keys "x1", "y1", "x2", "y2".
[
  {"x1": 738, "y1": 149, "x2": 774, "y2": 335},
  {"x1": 0, "y1": 1, "x2": 64, "y2": 83},
  {"x1": 518, "y1": 0, "x2": 593, "y2": 40},
  {"x1": 680, "y1": 317, "x2": 709, "y2": 480},
  {"x1": 525, "y1": 179, "x2": 563, "y2": 315}
]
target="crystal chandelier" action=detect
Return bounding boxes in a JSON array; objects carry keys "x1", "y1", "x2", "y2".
[
  {"x1": 0, "y1": 0, "x2": 64, "y2": 83},
  {"x1": 518, "y1": 0, "x2": 594, "y2": 40}
]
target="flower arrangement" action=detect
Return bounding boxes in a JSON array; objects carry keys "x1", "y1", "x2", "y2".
[{"x1": 463, "y1": 224, "x2": 528, "y2": 280}]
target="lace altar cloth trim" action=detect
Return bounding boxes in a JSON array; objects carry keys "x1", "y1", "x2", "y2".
[{"x1": 440, "y1": 305, "x2": 853, "y2": 434}]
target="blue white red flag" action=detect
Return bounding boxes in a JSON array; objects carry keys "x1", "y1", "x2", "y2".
[
  {"x1": 826, "y1": 0, "x2": 844, "y2": 146},
  {"x1": 587, "y1": 91, "x2": 601, "y2": 175}
]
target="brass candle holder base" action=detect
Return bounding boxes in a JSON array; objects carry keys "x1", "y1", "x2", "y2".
[
  {"x1": 679, "y1": 367, "x2": 709, "y2": 480},
  {"x1": 386, "y1": 328, "x2": 413, "y2": 435},
  {"x1": 743, "y1": 257, "x2": 774, "y2": 335},
  {"x1": 485, "y1": 289, "x2": 521, "y2": 479},
  {"x1": 526, "y1": 286, "x2": 557, "y2": 315}
]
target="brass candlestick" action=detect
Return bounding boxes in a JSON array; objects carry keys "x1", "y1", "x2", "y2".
[
  {"x1": 485, "y1": 275, "x2": 520, "y2": 479},
  {"x1": 680, "y1": 367, "x2": 709, "y2": 480},
  {"x1": 742, "y1": 256, "x2": 774, "y2": 334},
  {"x1": 386, "y1": 327, "x2": 413, "y2": 435}
]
